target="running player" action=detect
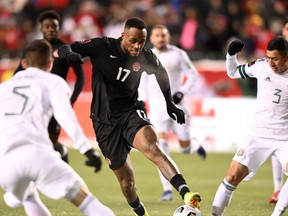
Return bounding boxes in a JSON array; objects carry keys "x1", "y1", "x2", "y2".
[
  {"x1": 138, "y1": 25, "x2": 206, "y2": 202},
  {"x1": 268, "y1": 17, "x2": 288, "y2": 204},
  {"x1": 14, "y1": 10, "x2": 85, "y2": 163},
  {"x1": 58, "y1": 17, "x2": 202, "y2": 215},
  {"x1": 211, "y1": 36, "x2": 288, "y2": 216},
  {"x1": 0, "y1": 39, "x2": 112, "y2": 216}
]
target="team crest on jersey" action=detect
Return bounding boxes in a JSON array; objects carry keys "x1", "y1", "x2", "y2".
[
  {"x1": 248, "y1": 61, "x2": 256, "y2": 67},
  {"x1": 79, "y1": 39, "x2": 91, "y2": 44},
  {"x1": 237, "y1": 148, "x2": 245, "y2": 156},
  {"x1": 132, "y1": 62, "x2": 140, "y2": 72}
]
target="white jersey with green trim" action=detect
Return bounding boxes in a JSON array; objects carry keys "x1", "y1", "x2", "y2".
[
  {"x1": 139, "y1": 44, "x2": 198, "y2": 118},
  {"x1": 0, "y1": 67, "x2": 90, "y2": 157},
  {"x1": 226, "y1": 54, "x2": 288, "y2": 140}
]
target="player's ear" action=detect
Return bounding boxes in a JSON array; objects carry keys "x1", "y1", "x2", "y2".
[
  {"x1": 46, "y1": 59, "x2": 53, "y2": 72},
  {"x1": 21, "y1": 59, "x2": 27, "y2": 69}
]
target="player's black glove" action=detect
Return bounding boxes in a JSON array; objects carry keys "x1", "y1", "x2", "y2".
[
  {"x1": 166, "y1": 101, "x2": 185, "y2": 124},
  {"x1": 228, "y1": 40, "x2": 244, "y2": 55},
  {"x1": 172, "y1": 91, "x2": 184, "y2": 104},
  {"x1": 84, "y1": 149, "x2": 102, "y2": 173},
  {"x1": 66, "y1": 52, "x2": 84, "y2": 65}
]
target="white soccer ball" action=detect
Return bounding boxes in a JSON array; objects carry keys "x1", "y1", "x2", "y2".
[{"x1": 173, "y1": 205, "x2": 201, "y2": 216}]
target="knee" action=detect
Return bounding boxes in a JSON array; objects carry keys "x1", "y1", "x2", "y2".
[
  {"x1": 119, "y1": 177, "x2": 135, "y2": 193},
  {"x1": 225, "y1": 175, "x2": 241, "y2": 186}
]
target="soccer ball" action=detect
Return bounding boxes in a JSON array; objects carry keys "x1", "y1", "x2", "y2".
[{"x1": 173, "y1": 205, "x2": 201, "y2": 216}]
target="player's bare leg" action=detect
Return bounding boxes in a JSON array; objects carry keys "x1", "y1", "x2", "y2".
[
  {"x1": 212, "y1": 160, "x2": 249, "y2": 216},
  {"x1": 113, "y1": 157, "x2": 148, "y2": 215},
  {"x1": 133, "y1": 125, "x2": 201, "y2": 209}
]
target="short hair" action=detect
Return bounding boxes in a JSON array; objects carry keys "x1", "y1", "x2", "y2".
[
  {"x1": 124, "y1": 17, "x2": 146, "y2": 30},
  {"x1": 25, "y1": 39, "x2": 52, "y2": 68},
  {"x1": 267, "y1": 36, "x2": 288, "y2": 57},
  {"x1": 38, "y1": 10, "x2": 61, "y2": 24},
  {"x1": 283, "y1": 17, "x2": 288, "y2": 27}
]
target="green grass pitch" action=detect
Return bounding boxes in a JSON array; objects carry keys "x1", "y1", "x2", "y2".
[{"x1": 0, "y1": 149, "x2": 280, "y2": 215}]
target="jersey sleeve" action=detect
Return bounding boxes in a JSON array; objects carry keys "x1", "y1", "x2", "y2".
[
  {"x1": 147, "y1": 51, "x2": 173, "y2": 102},
  {"x1": 226, "y1": 53, "x2": 260, "y2": 79},
  {"x1": 179, "y1": 49, "x2": 199, "y2": 94},
  {"x1": 49, "y1": 77, "x2": 91, "y2": 154},
  {"x1": 70, "y1": 38, "x2": 103, "y2": 58}
]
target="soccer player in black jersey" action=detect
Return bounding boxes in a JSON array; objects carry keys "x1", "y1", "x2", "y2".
[
  {"x1": 15, "y1": 10, "x2": 85, "y2": 164},
  {"x1": 58, "y1": 17, "x2": 201, "y2": 216}
]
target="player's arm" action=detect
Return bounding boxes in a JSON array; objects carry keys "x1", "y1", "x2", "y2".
[
  {"x1": 50, "y1": 79, "x2": 102, "y2": 172},
  {"x1": 70, "y1": 64, "x2": 85, "y2": 105},
  {"x1": 226, "y1": 40, "x2": 257, "y2": 79},
  {"x1": 151, "y1": 54, "x2": 185, "y2": 124},
  {"x1": 58, "y1": 38, "x2": 100, "y2": 65},
  {"x1": 179, "y1": 50, "x2": 199, "y2": 94}
]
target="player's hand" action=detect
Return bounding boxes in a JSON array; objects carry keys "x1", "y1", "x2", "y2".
[
  {"x1": 172, "y1": 91, "x2": 184, "y2": 104},
  {"x1": 66, "y1": 52, "x2": 84, "y2": 65},
  {"x1": 166, "y1": 101, "x2": 185, "y2": 124},
  {"x1": 228, "y1": 40, "x2": 244, "y2": 55},
  {"x1": 84, "y1": 149, "x2": 102, "y2": 173}
]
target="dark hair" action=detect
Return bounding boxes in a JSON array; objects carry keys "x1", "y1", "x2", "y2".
[
  {"x1": 267, "y1": 36, "x2": 288, "y2": 57},
  {"x1": 283, "y1": 17, "x2": 288, "y2": 27},
  {"x1": 25, "y1": 39, "x2": 52, "y2": 68},
  {"x1": 38, "y1": 10, "x2": 61, "y2": 23},
  {"x1": 124, "y1": 17, "x2": 146, "y2": 30}
]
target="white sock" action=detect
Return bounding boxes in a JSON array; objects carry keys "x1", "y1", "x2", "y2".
[
  {"x1": 272, "y1": 180, "x2": 288, "y2": 216},
  {"x1": 187, "y1": 138, "x2": 200, "y2": 154},
  {"x1": 272, "y1": 156, "x2": 283, "y2": 191},
  {"x1": 212, "y1": 178, "x2": 236, "y2": 216},
  {"x1": 79, "y1": 194, "x2": 115, "y2": 216},
  {"x1": 158, "y1": 139, "x2": 172, "y2": 191},
  {"x1": 23, "y1": 190, "x2": 51, "y2": 216}
]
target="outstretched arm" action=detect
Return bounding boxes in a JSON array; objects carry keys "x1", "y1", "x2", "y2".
[
  {"x1": 154, "y1": 67, "x2": 185, "y2": 124},
  {"x1": 70, "y1": 64, "x2": 85, "y2": 105}
]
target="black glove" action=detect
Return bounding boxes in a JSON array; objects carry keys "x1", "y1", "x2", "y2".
[
  {"x1": 166, "y1": 101, "x2": 185, "y2": 124},
  {"x1": 84, "y1": 149, "x2": 102, "y2": 173},
  {"x1": 172, "y1": 91, "x2": 184, "y2": 104},
  {"x1": 228, "y1": 40, "x2": 244, "y2": 55},
  {"x1": 66, "y1": 52, "x2": 84, "y2": 65}
]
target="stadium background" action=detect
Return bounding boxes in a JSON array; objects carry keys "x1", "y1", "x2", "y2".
[{"x1": 0, "y1": 0, "x2": 287, "y2": 153}]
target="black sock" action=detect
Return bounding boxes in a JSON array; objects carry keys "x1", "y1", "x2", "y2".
[
  {"x1": 170, "y1": 174, "x2": 190, "y2": 199},
  {"x1": 128, "y1": 197, "x2": 145, "y2": 216}
]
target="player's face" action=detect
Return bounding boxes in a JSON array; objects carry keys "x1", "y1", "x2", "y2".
[
  {"x1": 121, "y1": 27, "x2": 147, "y2": 57},
  {"x1": 150, "y1": 27, "x2": 170, "y2": 51},
  {"x1": 266, "y1": 50, "x2": 288, "y2": 74},
  {"x1": 282, "y1": 22, "x2": 288, "y2": 40},
  {"x1": 40, "y1": 19, "x2": 59, "y2": 41}
]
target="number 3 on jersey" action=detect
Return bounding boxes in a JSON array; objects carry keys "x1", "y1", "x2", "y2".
[
  {"x1": 116, "y1": 67, "x2": 131, "y2": 82},
  {"x1": 5, "y1": 86, "x2": 30, "y2": 115},
  {"x1": 272, "y1": 89, "x2": 282, "y2": 104}
]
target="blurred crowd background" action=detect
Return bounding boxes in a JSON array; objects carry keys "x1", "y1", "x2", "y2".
[{"x1": 1, "y1": 0, "x2": 287, "y2": 61}]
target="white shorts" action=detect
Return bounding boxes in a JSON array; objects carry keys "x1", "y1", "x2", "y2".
[
  {"x1": 149, "y1": 107, "x2": 190, "y2": 141},
  {"x1": 233, "y1": 133, "x2": 288, "y2": 180},
  {"x1": 0, "y1": 145, "x2": 85, "y2": 203}
]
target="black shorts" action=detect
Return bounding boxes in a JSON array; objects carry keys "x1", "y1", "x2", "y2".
[{"x1": 93, "y1": 108, "x2": 152, "y2": 170}]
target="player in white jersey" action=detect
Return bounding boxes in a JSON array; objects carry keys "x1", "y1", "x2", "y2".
[
  {"x1": 0, "y1": 39, "x2": 115, "y2": 216},
  {"x1": 138, "y1": 25, "x2": 206, "y2": 202},
  {"x1": 211, "y1": 36, "x2": 288, "y2": 216},
  {"x1": 269, "y1": 18, "x2": 288, "y2": 204}
]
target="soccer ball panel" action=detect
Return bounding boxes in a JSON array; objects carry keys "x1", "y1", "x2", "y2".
[{"x1": 173, "y1": 205, "x2": 201, "y2": 216}]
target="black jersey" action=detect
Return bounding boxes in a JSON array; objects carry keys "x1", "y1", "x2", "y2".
[
  {"x1": 69, "y1": 37, "x2": 171, "y2": 125},
  {"x1": 15, "y1": 38, "x2": 84, "y2": 104}
]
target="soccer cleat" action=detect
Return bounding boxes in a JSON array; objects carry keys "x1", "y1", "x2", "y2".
[
  {"x1": 184, "y1": 192, "x2": 201, "y2": 210},
  {"x1": 160, "y1": 190, "x2": 173, "y2": 201},
  {"x1": 269, "y1": 190, "x2": 280, "y2": 203},
  {"x1": 133, "y1": 203, "x2": 149, "y2": 216},
  {"x1": 197, "y1": 145, "x2": 207, "y2": 159}
]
